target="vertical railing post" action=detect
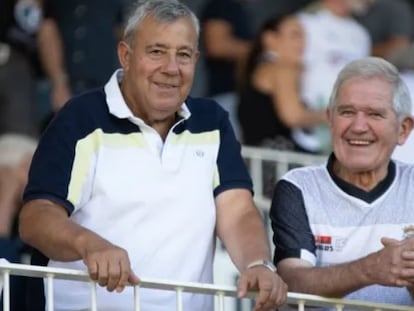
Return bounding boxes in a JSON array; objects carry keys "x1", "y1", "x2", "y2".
[
  {"x1": 297, "y1": 300, "x2": 305, "y2": 311},
  {"x1": 134, "y1": 285, "x2": 140, "y2": 311},
  {"x1": 2, "y1": 271, "x2": 10, "y2": 311},
  {"x1": 90, "y1": 281, "x2": 97, "y2": 311},
  {"x1": 46, "y1": 274, "x2": 54, "y2": 311},
  {"x1": 176, "y1": 287, "x2": 183, "y2": 311},
  {"x1": 216, "y1": 291, "x2": 225, "y2": 311}
]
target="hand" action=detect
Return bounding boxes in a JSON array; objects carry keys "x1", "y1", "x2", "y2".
[
  {"x1": 237, "y1": 266, "x2": 287, "y2": 311},
  {"x1": 82, "y1": 238, "x2": 140, "y2": 292},
  {"x1": 382, "y1": 237, "x2": 414, "y2": 285},
  {"x1": 365, "y1": 237, "x2": 414, "y2": 287}
]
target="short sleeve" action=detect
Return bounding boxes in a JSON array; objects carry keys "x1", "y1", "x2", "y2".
[{"x1": 270, "y1": 179, "x2": 316, "y2": 265}]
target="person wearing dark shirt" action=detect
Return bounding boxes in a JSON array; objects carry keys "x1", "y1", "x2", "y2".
[
  {"x1": 0, "y1": 0, "x2": 43, "y2": 137},
  {"x1": 238, "y1": 15, "x2": 326, "y2": 150},
  {"x1": 200, "y1": 0, "x2": 254, "y2": 139},
  {"x1": 38, "y1": 0, "x2": 128, "y2": 113}
]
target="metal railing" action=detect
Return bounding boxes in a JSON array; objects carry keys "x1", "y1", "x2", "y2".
[
  {"x1": 241, "y1": 146, "x2": 327, "y2": 211},
  {"x1": 1, "y1": 259, "x2": 412, "y2": 311},
  {"x1": 2, "y1": 148, "x2": 410, "y2": 310}
]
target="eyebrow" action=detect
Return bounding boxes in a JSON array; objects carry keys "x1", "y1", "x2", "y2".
[
  {"x1": 337, "y1": 104, "x2": 389, "y2": 114},
  {"x1": 146, "y1": 43, "x2": 194, "y2": 53}
]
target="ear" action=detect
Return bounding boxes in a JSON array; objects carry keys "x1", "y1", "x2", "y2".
[
  {"x1": 397, "y1": 115, "x2": 414, "y2": 145},
  {"x1": 118, "y1": 41, "x2": 131, "y2": 71}
]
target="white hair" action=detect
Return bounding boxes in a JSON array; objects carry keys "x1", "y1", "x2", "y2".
[{"x1": 0, "y1": 134, "x2": 37, "y2": 167}]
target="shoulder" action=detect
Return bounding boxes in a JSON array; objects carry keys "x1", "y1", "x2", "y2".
[
  {"x1": 395, "y1": 160, "x2": 414, "y2": 177},
  {"x1": 47, "y1": 88, "x2": 109, "y2": 138},
  {"x1": 184, "y1": 96, "x2": 229, "y2": 131},
  {"x1": 282, "y1": 164, "x2": 327, "y2": 188},
  {"x1": 185, "y1": 96, "x2": 225, "y2": 117},
  {"x1": 61, "y1": 88, "x2": 107, "y2": 118}
]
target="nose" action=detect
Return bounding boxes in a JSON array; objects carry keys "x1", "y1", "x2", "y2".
[
  {"x1": 162, "y1": 53, "x2": 179, "y2": 74},
  {"x1": 350, "y1": 112, "x2": 369, "y2": 132}
]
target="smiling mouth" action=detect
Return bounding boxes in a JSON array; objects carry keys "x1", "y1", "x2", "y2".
[
  {"x1": 348, "y1": 140, "x2": 373, "y2": 146},
  {"x1": 154, "y1": 82, "x2": 178, "y2": 89}
]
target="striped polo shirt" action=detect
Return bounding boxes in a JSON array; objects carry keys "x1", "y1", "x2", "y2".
[{"x1": 24, "y1": 70, "x2": 252, "y2": 311}]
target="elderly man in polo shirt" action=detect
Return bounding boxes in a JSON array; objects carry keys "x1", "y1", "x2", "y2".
[{"x1": 18, "y1": 1, "x2": 287, "y2": 310}]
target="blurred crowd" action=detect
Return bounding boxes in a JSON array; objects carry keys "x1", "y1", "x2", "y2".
[
  {"x1": 1, "y1": 0, "x2": 414, "y2": 308},
  {"x1": 2, "y1": 0, "x2": 414, "y2": 144}
]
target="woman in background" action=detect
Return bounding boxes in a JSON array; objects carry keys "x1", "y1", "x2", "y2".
[{"x1": 238, "y1": 15, "x2": 326, "y2": 152}]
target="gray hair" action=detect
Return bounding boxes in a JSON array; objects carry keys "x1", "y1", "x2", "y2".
[
  {"x1": 0, "y1": 134, "x2": 37, "y2": 168},
  {"x1": 328, "y1": 57, "x2": 412, "y2": 121},
  {"x1": 123, "y1": 0, "x2": 200, "y2": 46}
]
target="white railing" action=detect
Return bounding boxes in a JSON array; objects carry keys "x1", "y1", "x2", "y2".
[
  {"x1": 3, "y1": 148, "x2": 409, "y2": 310},
  {"x1": 241, "y1": 146, "x2": 327, "y2": 211},
  {"x1": 0, "y1": 259, "x2": 412, "y2": 311}
]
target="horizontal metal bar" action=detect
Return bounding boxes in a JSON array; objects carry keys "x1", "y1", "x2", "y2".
[{"x1": 0, "y1": 259, "x2": 412, "y2": 310}]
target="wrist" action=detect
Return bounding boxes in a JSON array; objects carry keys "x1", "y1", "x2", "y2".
[
  {"x1": 246, "y1": 259, "x2": 277, "y2": 273},
  {"x1": 51, "y1": 73, "x2": 68, "y2": 86}
]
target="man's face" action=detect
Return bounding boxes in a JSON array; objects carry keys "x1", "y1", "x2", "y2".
[
  {"x1": 328, "y1": 77, "x2": 411, "y2": 174},
  {"x1": 119, "y1": 16, "x2": 199, "y2": 124}
]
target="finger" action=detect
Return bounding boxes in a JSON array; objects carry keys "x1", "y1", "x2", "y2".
[
  {"x1": 255, "y1": 276, "x2": 287, "y2": 311},
  {"x1": 87, "y1": 260, "x2": 99, "y2": 282},
  {"x1": 402, "y1": 250, "x2": 414, "y2": 260},
  {"x1": 400, "y1": 268, "x2": 414, "y2": 278},
  {"x1": 253, "y1": 280, "x2": 272, "y2": 310},
  {"x1": 115, "y1": 258, "x2": 132, "y2": 293},
  {"x1": 273, "y1": 279, "x2": 288, "y2": 307},
  {"x1": 128, "y1": 270, "x2": 141, "y2": 285},
  {"x1": 107, "y1": 261, "x2": 121, "y2": 292},
  {"x1": 97, "y1": 260, "x2": 109, "y2": 287},
  {"x1": 381, "y1": 237, "x2": 400, "y2": 246},
  {"x1": 237, "y1": 274, "x2": 250, "y2": 298}
]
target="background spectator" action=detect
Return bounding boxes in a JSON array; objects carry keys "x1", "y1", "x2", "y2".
[
  {"x1": 354, "y1": 0, "x2": 414, "y2": 60},
  {"x1": 238, "y1": 15, "x2": 326, "y2": 151},
  {"x1": 0, "y1": 0, "x2": 43, "y2": 137},
  {"x1": 293, "y1": 0, "x2": 371, "y2": 154},
  {"x1": 200, "y1": 0, "x2": 254, "y2": 139},
  {"x1": 37, "y1": 0, "x2": 131, "y2": 115}
]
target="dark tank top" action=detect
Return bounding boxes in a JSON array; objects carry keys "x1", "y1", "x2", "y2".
[{"x1": 238, "y1": 82, "x2": 293, "y2": 147}]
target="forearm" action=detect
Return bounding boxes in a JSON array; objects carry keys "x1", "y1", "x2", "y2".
[
  {"x1": 203, "y1": 21, "x2": 250, "y2": 61},
  {"x1": 217, "y1": 192, "x2": 270, "y2": 271},
  {"x1": 19, "y1": 199, "x2": 105, "y2": 261},
  {"x1": 37, "y1": 19, "x2": 68, "y2": 85},
  {"x1": 279, "y1": 258, "x2": 371, "y2": 297},
  {"x1": 283, "y1": 109, "x2": 327, "y2": 128},
  {"x1": 208, "y1": 39, "x2": 250, "y2": 61}
]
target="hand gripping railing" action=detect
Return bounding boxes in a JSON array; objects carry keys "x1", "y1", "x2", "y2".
[{"x1": 1, "y1": 259, "x2": 413, "y2": 311}]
